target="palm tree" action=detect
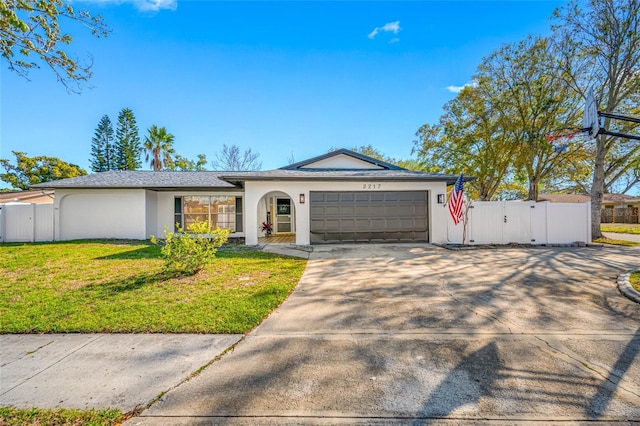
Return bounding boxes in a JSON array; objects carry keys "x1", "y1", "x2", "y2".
[{"x1": 142, "y1": 125, "x2": 175, "y2": 171}]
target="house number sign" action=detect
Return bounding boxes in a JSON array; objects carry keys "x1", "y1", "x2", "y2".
[{"x1": 362, "y1": 183, "x2": 382, "y2": 189}]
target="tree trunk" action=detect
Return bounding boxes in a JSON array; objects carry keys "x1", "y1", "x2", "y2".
[
  {"x1": 527, "y1": 177, "x2": 538, "y2": 201},
  {"x1": 590, "y1": 136, "x2": 607, "y2": 240}
]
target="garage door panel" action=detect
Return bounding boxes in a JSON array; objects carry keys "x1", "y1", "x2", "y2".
[
  {"x1": 355, "y1": 219, "x2": 370, "y2": 229},
  {"x1": 369, "y1": 205, "x2": 386, "y2": 215},
  {"x1": 325, "y1": 206, "x2": 340, "y2": 215},
  {"x1": 310, "y1": 191, "x2": 429, "y2": 243},
  {"x1": 401, "y1": 218, "x2": 419, "y2": 228},
  {"x1": 310, "y1": 192, "x2": 325, "y2": 203},
  {"x1": 388, "y1": 205, "x2": 413, "y2": 216},
  {"x1": 339, "y1": 206, "x2": 355, "y2": 215},
  {"x1": 340, "y1": 219, "x2": 355, "y2": 229},
  {"x1": 354, "y1": 205, "x2": 371, "y2": 215},
  {"x1": 414, "y1": 205, "x2": 427, "y2": 215},
  {"x1": 310, "y1": 206, "x2": 325, "y2": 216},
  {"x1": 370, "y1": 218, "x2": 386, "y2": 229}
]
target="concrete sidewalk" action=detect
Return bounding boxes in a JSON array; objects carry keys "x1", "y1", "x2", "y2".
[
  {"x1": 603, "y1": 231, "x2": 640, "y2": 242},
  {"x1": 0, "y1": 334, "x2": 242, "y2": 412},
  {"x1": 131, "y1": 244, "x2": 640, "y2": 424}
]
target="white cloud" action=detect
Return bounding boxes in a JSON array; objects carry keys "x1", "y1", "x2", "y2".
[
  {"x1": 445, "y1": 81, "x2": 478, "y2": 93},
  {"x1": 368, "y1": 20, "x2": 401, "y2": 40},
  {"x1": 389, "y1": 37, "x2": 400, "y2": 44},
  {"x1": 137, "y1": 0, "x2": 177, "y2": 12},
  {"x1": 87, "y1": 0, "x2": 177, "y2": 12}
]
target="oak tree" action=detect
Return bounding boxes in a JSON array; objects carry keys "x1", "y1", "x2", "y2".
[
  {"x1": 553, "y1": 0, "x2": 640, "y2": 237},
  {"x1": 0, "y1": 151, "x2": 86, "y2": 190},
  {"x1": 1, "y1": 0, "x2": 109, "y2": 92}
]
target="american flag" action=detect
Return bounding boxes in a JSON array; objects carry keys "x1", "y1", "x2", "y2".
[{"x1": 448, "y1": 174, "x2": 464, "y2": 225}]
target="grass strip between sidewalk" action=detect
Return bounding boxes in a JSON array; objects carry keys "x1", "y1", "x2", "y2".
[{"x1": 0, "y1": 407, "x2": 122, "y2": 426}]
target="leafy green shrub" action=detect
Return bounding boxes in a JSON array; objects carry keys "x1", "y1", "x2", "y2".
[{"x1": 151, "y1": 221, "x2": 229, "y2": 274}]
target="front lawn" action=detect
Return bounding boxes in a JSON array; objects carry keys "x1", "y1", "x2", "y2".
[
  {"x1": 0, "y1": 241, "x2": 306, "y2": 333},
  {"x1": 601, "y1": 223, "x2": 640, "y2": 235}
]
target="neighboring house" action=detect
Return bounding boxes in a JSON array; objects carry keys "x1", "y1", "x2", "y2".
[
  {"x1": 0, "y1": 189, "x2": 55, "y2": 205},
  {"x1": 33, "y1": 149, "x2": 466, "y2": 245},
  {"x1": 539, "y1": 193, "x2": 640, "y2": 223}
]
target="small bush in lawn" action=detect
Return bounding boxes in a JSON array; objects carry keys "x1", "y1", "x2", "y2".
[{"x1": 151, "y1": 221, "x2": 230, "y2": 274}]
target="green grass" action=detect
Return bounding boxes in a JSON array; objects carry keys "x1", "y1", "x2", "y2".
[
  {"x1": 0, "y1": 241, "x2": 307, "y2": 333},
  {"x1": 0, "y1": 407, "x2": 122, "y2": 426},
  {"x1": 593, "y1": 237, "x2": 640, "y2": 247},
  {"x1": 601, "y1": 223, "x2": 640, "y2": 234},
  {"x1": 631, "y1": 272, "x2": 640, "y2": 293}
]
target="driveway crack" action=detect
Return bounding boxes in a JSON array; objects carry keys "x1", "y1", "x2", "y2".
[{"x1": 533, "y1": 335, "x2": 640, "y2": 400}]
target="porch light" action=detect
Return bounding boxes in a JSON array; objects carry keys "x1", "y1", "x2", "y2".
[
  {"x1": 299, "y1": 193, "x2": 306, "y2": 204},
  {"x1": 437, "y1": 194, "x2": 445, "y2": 204}
]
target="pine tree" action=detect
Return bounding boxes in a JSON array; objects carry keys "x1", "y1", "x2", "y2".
[
  {"x1": 90, "y1": 115, "x2": 115, "y2": 172},
  {"x1": 115, "y1": 108, "x2": 141, "y2": 170}
]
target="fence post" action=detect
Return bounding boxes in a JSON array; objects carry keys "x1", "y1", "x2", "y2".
[
  {"x1": 586, "y1": 202, "x2": 592, "y2": 242},
  {"x1": 31, "y1": 203, "x2": 36, "y2": 242},
  {"x1": 0, "y1": 205, "x2": 4, "y2": 243}
]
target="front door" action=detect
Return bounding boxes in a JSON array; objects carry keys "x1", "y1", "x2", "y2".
[{"x1": 276, "y1": 198, "x2": 292, "y2": 233}]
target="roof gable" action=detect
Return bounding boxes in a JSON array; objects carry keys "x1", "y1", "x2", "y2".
[{"x1": 281, "y1": 148, "x2": 404, "y2": 171}]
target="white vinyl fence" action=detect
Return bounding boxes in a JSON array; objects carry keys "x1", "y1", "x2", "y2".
[
  {"x1": 1, "y1": 200, "x2": 592, "y2": 245},
  {"x1": 0, "y1": 204, "x2": 54, "y2": 243},
  {"x1": 447, "y1": 201, "x2": 591, "y2": 245}
]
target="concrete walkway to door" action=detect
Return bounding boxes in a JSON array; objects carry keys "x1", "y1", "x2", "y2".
[{"x1": 131, "y1": 244, "x2": 640, "y2": 424}]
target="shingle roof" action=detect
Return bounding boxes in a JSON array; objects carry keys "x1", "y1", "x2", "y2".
[
  {"x1": 602, "y1": 193, "x2": 640, "y2": 203},
  {"x1": 32, "y1": 171, "x2": 238, "y2": 189},
  {"x1": 538, "y1": 194, "x2": 591, "y2": 203},
  {"x1": 538, "y1": 193, "x2": 640, "y2": 204},
  {"x1": 221, "y1": 169, "x2": 467, "y2": 185},
  {"x1": 0, "y1": 189, "x2": 55, "y2": 202}
]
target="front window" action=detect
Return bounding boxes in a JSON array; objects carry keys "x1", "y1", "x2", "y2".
[{"x1": 175, "y1": 196, "x2": 241, "y2": 232}]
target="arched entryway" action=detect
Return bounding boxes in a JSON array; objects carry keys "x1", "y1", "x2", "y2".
[{"x1": 257, "y1": 191, "x2": 296, "y2": 244}]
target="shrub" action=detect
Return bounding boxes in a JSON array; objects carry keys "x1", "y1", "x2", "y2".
[{"x1": 151, "y1": 221, "x2": 230, "y2": 274}]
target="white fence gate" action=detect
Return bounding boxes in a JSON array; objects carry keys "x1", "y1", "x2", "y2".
[
  {"x1": 0, "y1": 204, "x2": 54, "y2": 243},
  {"x1": 447, "y1": 201, "x2": 591, "y2": 245}
]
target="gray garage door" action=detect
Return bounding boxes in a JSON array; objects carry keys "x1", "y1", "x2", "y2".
[{"x1": 310, "y1": 191, "x2": 429, "y2": 243}]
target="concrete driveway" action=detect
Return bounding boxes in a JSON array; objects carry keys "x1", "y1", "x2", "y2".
[{"x1": 131, "y1": 244, "x2": 640, "y2": 424}]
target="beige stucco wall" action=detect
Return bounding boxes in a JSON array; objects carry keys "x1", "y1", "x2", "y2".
[
  {"x1": 300, "y1": 154, "x2": 384, "y2": 170},
  {"x1": 55, "y1": 189, "x2": 147, "y2": 240},
  {"x1": 245, "y1": 180, "x2": 449, "y2": 245}
]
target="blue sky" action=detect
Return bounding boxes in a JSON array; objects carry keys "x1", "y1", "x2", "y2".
[{"x1": 2, "y1": 0, "x2": 564, "y2": 173}]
